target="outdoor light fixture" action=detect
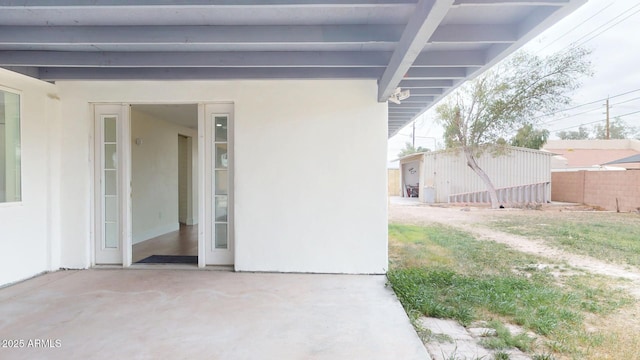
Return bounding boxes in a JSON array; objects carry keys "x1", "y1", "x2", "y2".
[{"x1": 388, "y1": 87, "x2": 410, "y2": 104}]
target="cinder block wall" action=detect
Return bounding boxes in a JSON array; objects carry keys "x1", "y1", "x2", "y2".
[
  {"x1": 551, "y1": 171, "x2": 585, "y2": 203},
  {"x1": 552, "y1": 171, "x2": 640, "y2": 211}
]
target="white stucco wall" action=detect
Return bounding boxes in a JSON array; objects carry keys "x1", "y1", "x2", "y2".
[
  {"x1": 0, "y1": 69, "x2": 61, "y2": 286},
  {"x1": 55, "y1": 80, "x2": 388, "y2": 274},
  {"x1": 130, "y1": 108, "x2": 197, "y2": 244}
]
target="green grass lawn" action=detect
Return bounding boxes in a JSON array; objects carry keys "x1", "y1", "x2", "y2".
[
  {"x1": 487, "y1": 212, "x2": 640, "y2": 267},
  {"x1": 387, "y1": 223, "x2": 634, "y2": 358}
]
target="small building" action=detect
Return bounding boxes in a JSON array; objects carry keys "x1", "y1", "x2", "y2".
[{"x1": 398, "y1": 147, "x2": 553, "y2": 204}]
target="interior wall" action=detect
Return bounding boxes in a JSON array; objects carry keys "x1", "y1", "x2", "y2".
[
  {"x1": 130, "y1": 107, "x2": 197, "y2": 244},
  {"x1": 402, "y1": 161, "x2": 420, "y2": 195},
  {"x1": 0, "y1": 69, "x2": 60, "y2": 286},
  {"x1": 56, "y1": 80, "x2": 387, "y2": 274}
]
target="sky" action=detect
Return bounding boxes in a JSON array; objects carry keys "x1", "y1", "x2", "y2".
[{"x1": 387, "y1": 0, "x2": 640, "y2": 165}]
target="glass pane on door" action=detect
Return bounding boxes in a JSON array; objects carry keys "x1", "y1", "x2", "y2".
[
  {"x1": 103, "y1": 115, "x2": 118, "y2": 249},
  {"x1": 214, "y1": 116, "x2": 227, "y2": 141},
  {"x1": 213, "y1": 114, "x2": 229, "y2": 251},
  {"x1": 215, "y1": 196, "x2": 228, "y2": 222},
  {"x1": 215, "y1": 224, "x2": 228, "y2": 249},
  {"x1": 215, "y1": 144, "x2": 228, "y2": 168}
]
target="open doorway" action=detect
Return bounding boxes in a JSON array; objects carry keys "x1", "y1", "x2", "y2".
[{"x1": 130, "y1": 104, "x2": 199, "y2": 264}]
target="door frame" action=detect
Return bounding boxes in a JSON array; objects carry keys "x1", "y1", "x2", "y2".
[
  {"x1": 201, "y1": 103, "x2": 235, "y2": 266},
  {"x1": 92, "y1": 102, "x2": 233, "y2": 268},
  {"x1": 92, "y1": 103, "x2": 132, "y2": 266}
]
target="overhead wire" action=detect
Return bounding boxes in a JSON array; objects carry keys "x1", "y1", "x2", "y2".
[
  {"x1": 534, "y1": 88, "x2": 640, "y2": 122},
  {"x1": 550, "y1": 109, "x2": 640, "y2": 133},
  {"x1": 574, "y1": 5, "x2": 640, "y2": 46},
  {"x1": 534, "y1": 1, "x2": 616, "y2": 53}
]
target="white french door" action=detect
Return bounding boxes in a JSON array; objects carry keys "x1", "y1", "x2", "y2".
[
  {"x1": 201, "y1": 103, "x2": 234, "y2": 266},
  {"x1": 93, "y1": 104, "x2": 131, "y2": 265},
  {"x1": 94, "y1": 102, "x2": 233, "y2": 267}
]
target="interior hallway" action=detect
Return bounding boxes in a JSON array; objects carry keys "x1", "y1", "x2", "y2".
[{"x1": 132, "y1": 224, "x2": 197, "y2": 263}]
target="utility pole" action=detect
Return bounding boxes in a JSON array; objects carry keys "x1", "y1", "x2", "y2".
[
  {"x1": 605, "y1": 97, "x2": 610, "y2": 140},
  {"x1": 412, "y1": 121, "x2": 415, "y2": 148}
]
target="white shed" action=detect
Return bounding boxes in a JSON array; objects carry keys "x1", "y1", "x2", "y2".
[{"x1": 399, "y1": 147, "x2": 553, "y2": 204}]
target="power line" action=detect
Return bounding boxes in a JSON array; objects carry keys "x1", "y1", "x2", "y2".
[
  {"x1": 535, "y1": 1, "x2": 616, "y2": 53},
  {"x1": 575, "y1": 5, "x2": 640, "y2": 47},
  {"x1": 613, "y1": 109, "x2": 640, "y2": 119},
  {"x1": 550, "y1": 109, "x2": 640, "y2": 132},
  {"x1": 611, "y1": 96, "x2": 640, "y2": 107},
  {"x1": 540, "y1": 106, "x2": 602, "y2": 125},
  {"x1": 533, "y1": 87, "x2": 640, "y2": 121},
  {"x1": 541, "y1": 96, "x2": 640, "y2": 125},
  {"x1": 552, "y1": 119, "x2": 602, "y2": 132}
]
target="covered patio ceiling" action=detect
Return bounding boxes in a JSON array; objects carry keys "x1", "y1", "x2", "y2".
[{"x1": 0, "y1": 0, "x2": 586, "y2": 137}]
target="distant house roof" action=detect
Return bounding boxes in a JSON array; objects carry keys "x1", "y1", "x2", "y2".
[
  {"x1": 545, "y1": 149, "x2": 639, "y2": 168},
  {"x1": 544, "y1": 139, "x2": 640, "y2": 169},
  {"x1": 603, "y1": 153, "x2": 640, "y2": 165}
]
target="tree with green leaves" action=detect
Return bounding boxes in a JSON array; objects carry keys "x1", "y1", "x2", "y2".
[
  {"x1": 437, "y1": 47, "x2": 591, "y2": 208},
  {"x1": 397, "y1": 142, "x2": 430, "y2": 157},
  {"x1": 510, "y1": 124, "x2": 550, "y2": 150},
  {"x1": 556, "y1": 125, "x2": 590, "y2": 140},
  {"x1": 593, "y1": 118, "x2": 638, "y2": 140}
]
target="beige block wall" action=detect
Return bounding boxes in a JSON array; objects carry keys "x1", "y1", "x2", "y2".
[
  {"x1": 552, "y1": 171, "x2": 640, "y2": 212},
  {"x1": 551, "y1": 171, "x2": 585, "y2": 203},
  {"x1": 388, "y1": 169, "x2": 400, "y2": 196}
]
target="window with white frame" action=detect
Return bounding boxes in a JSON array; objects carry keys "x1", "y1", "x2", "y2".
[{"x1": 0, "y1": 89, "x2": 21, "y2": 203}]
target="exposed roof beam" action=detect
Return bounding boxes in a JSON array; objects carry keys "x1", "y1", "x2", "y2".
[
  {"x1": 389, "y1": 115, "x2": 417, "y2": 119},
  {"x1": 0, "y1": 2, "x2": 417, "y2": 26},
  {"x1": 0, "y1": 50, "x2": 484, "y2": 69},
  {"x1": 407, "y1": 88, "x2": 443, "y2": 95},
  {"x1": 0, "y1": 0, "x2": 419, "y2": 6},
  {"x1": 413, "y1": 50, "x2": 486, "y2": 67},
  {"x1": 399, "y1": 79, "x2": 453, "y2": 88},
  {"x1": 1, "y1": 66, "x2": 39, "y2": 78},
  {"x1": 453, "y1": 0, "x2": 568, "y2": 6},
  {"x1": 389, "y1": 109, "x2": 421, "y2": 113},
  {"x1": 388, "y1": 103, "x2": 426, "y2": 109},
  {"x1": 0, "y1": 25, "x2": 404, "y2": 46},
  {"x1": 37, "y1": 67, "x2": 383, "y2": 80},
  {"x1": 0, "y1": 51, "x2": 391, "y2": 68},
  {"x1": 377, "y1": 0, "x2": 454, "y2": 102},
  {"x1": 429, "y1": 25, "x2": 517, "y2": 43},
  {"x1": 401, "y1": 96, "x2": 435, "y2": 103},
  {"x1": 404, "y1": 67, "x2": 468, "y2": 79}
]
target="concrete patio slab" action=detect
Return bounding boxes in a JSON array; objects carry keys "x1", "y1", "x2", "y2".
[{"x1": 0, "y1": 269, "x2": 430, "y2": 360}]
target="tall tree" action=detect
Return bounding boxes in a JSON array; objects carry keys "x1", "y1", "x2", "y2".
[
  {"x1": 510, "y1": 124, "x2": 550, "y2": 150},
  {"x1": 437, "y1": 47, "x2": 591, "y2": 208},
  {"x1": 397, "y1": 142, "x2": 430, "y2": 157},
  {"x1": 556, "y1": 126, "x2": 590, "y2": 140},
  {"x1": 593, "y1": 118, "x2": 638, "y2": 139}
]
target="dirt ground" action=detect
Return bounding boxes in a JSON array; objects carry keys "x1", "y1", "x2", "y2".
[
  {"x1": 388, "y1": 199, "x2": 640, "y2": 298},
  {"x1": 389, "y1": 199, "x2": 640, "y2": 358}
]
